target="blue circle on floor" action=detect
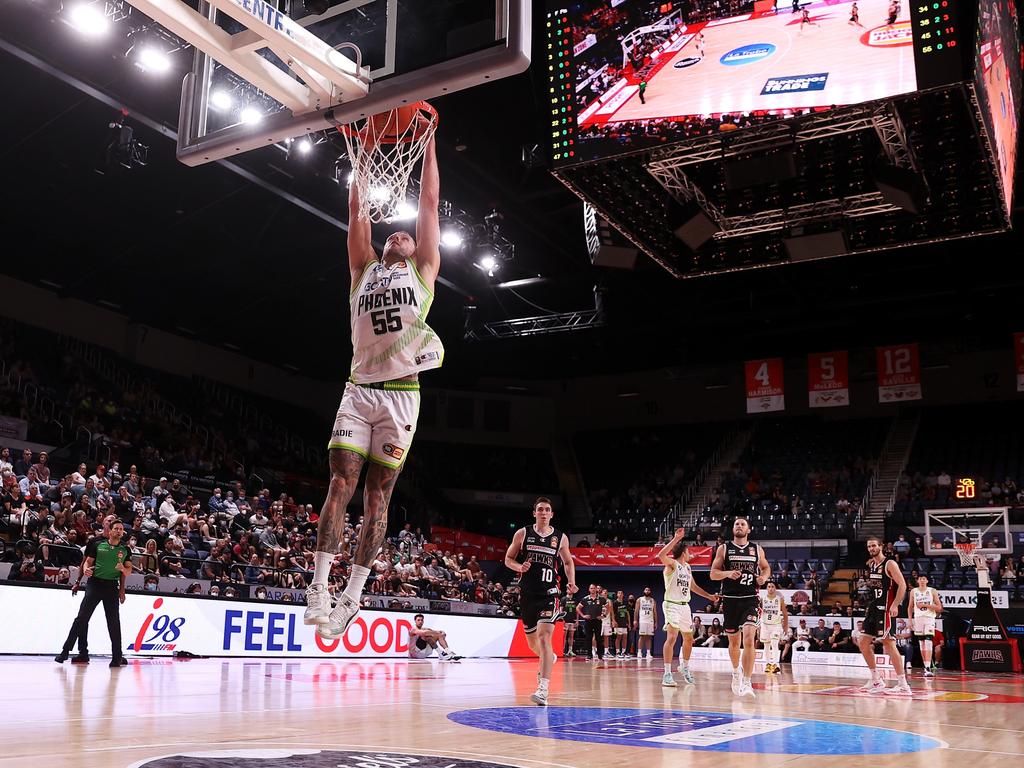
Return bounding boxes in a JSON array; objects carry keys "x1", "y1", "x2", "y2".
[{"x1": 447, "y1": 707, "x2": 944, "y2": 754}]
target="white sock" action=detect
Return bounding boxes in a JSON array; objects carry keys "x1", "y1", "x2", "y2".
[
  {"x1": 312, "y1": 552, "x2": 334, "y2": 588},
  {"x1": 664, "y1": 664, "x2": 672, "y2": 674},
  {"x1": 680, "y1": 657, "x2": 688, "y2": 669},
  {"x1": 539, "y1": 677, "x2": 549, "y2": 689},
  {"x1": 897, "y1": 674, "x2": 907, "y2": 684},
  {"x1": 342, "y1": 564, "x2": 371, "y2": 603}
]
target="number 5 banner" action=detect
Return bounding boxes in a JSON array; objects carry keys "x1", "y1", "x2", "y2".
[
  {"x1": 745, "y1": 358, "x2": 785, "y2": 413},
  {"x1": 876, "y1": 343, "x2": 921, "y2": 402},
  {"x1": 1015, "y1": 333, "x2": 1024, "y2": 392},
  {"x1": 808, "y1": 351, "x2": 849, "y2": 408}
]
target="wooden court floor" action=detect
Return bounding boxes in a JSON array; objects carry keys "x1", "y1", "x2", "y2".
[{"x1": 3, "y1": 655, "x2": 1023, "y2": 767}]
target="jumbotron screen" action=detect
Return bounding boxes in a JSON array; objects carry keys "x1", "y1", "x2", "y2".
[
  {"x1": 974, "y1": 0, "x2": 1020, "y2": 217},
  {"x1": 546, "y1": 0, "x2": 965, "y2": 164}
]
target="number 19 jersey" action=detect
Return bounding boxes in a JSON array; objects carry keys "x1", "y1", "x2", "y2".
[{"x1": 350, "y1": 258, "x2": 444, "y2": 384}]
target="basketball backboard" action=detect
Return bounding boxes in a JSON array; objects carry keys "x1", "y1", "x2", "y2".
[
  {"x1": 115, "y1": 0, "x2": 529, "y2": 164},
  {"x1": 924, "y1": 507, "x2": 1012, "y2": 557}
]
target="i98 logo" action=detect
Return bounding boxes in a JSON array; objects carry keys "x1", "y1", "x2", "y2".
[{"x1": 129, "y1": 598, "x2": 186, "y2": 652}]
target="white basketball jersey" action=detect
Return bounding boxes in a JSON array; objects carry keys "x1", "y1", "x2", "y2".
[
  {"x1": 761, "y1": 594, "x2": 783, "y2": 626},
  {"x1": 350, "y1": 259, "x2": 444, "y2": 384},
  {"x1": 912, "y1": 587, "x2": 936, "y2": 618},
  {"x1": 664, "y1": 561, "x2": 692, "y2": 604},
  {"x1": 638, "y1": 596, "x2": 655, "y2": 620}
]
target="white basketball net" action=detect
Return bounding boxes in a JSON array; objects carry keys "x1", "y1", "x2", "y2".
[
  {"x1": 340, "y1": 103, "x2": 438, "y2": 224},
  {"x1": 955, "y1": 542, "x2": 979, "y2": 568}
]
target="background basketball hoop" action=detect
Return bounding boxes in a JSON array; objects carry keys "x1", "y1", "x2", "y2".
[{"x1": 339, "y1": 101, "x2": 438, "y2": 224}]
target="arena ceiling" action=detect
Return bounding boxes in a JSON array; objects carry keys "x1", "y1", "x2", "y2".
[{"x1": 1, "y1": 2, "x2": 1022, "y2": 387}]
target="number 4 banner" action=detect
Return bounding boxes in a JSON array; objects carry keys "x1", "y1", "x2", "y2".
[
  {"x1": 876, "y1": 343, "x2": 921, "y2": 402},
  {"x1": 1015, "y1": 333, "x2": 1024, "y2": 392},
  {"x1": 808, "y1": 351, "x2": 849, "y2": 408},
  {"x1": 745, "y1": 358, "x2": 785, "y2": 413}
]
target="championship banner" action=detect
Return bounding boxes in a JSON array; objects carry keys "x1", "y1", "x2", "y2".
[
  {"x1": 745, "y1": 358, "x2": 785, "y2": 413},
  {"x1": 1015, "y1": 332, "x2": 1024, "y2": 392},
  {"x1": 808, "y1": 351, "x2": 849, "y2": 408},
  {"x1": 572, "y1": 546, "x2": 713, "y2": 568},
  {"x1": 876, "y1": 343, "x2": 922, "y2": 402},
  {"x1": 0, "y1": 415, "x2": 28, "y2": 441}
]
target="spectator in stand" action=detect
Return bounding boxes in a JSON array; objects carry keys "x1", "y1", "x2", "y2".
[
  {"x1": 697, "y1": 617, "x2": 724, "y2": 647},
  {"x1": 810, "y1": 618, "x2": 831, "y2": 651},
  {"x1": 776, "y1": 569, "x2": 793, "y2": 588},
  {"x1": 691, "y1": 615, "x2": 707, "y2": 645},
  {"x1": 151, "y1": 477, "x2": 170, "y2": 512},
  {"x1": 160, "y1": 540, "x2": 187, "y2": 578},
  {"x1": 209, "y1": 488, "x2": 226, "y2": 516},
  {"x1": 793, "y1": 619, "x2": 811, "y2": 652},
  {"x1": 894, "y1": 534, "x2": 911, "y2": 558},
  {"x1": 827, "y1": 621, "x2": 851, "y2": 652},
  {"x1": 0, "y1": 447, "x2": 12, "y2": 474},
  {"x1": 850, "y1": 619, "x2": 865, "y2": 648},
  {"x1": 250, "y1": 507, "x2": 270, "y2": 533},
  {"x1": 31, "y1": 452, "x2": 51, "y2": 485},
  {"x1": 8, "y1": 542, "x2": 44, "y2": 582},
  {"x1": 14, "y1": 448, "x2": 33, "y2": 477},
  {"x1": 826, "y1": 602, "x2": 843, "y2": 616},
  {"x1": 139, "y1": 538, "x2": 160, "y2": 574},
  {"x1": 19, "y1": 467, "x2": 45, "y2": 495}
]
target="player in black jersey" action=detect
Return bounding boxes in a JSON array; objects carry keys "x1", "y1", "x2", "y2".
[
  {"x1": 857, "y1": 536, "x2": 910, "y2": 694},
  {"x1": 711, "y1": 517, "x2": 770, "y2": 698},
  {"x1": 612, "y1": 590, "x2": 631, "y2": 658},
  {"x1": 562, "y1": 592, "x2": 578, "y2": 656},
  {"x1": 504, "y1": 497, "x2": 577, "y2": 706}
]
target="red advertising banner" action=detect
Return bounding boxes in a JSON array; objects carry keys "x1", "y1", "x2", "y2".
[
  {"x1": 745, "y1": 358, "x2": 785, "y2": 413},
  {"x1": 876, "y1": 343, "x2": 922, "y2": 402},
  {"x1": 808, "y1": 351, "x2": 850, "y2": 408},
  {"x1": 1015, "y1": 333, "x2": 1024, "y2": 392},
  {"x1": 427, "y1": 526, "x2": 508, "y2": 560},
  {"x1": 571, "y1": 546, "x2": 713, "y2": 568}
]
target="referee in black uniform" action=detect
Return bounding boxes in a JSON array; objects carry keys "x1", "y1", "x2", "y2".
[
  {"x1": 55, "y1": 519, "x2": 132, "y2": 667},
  {"x1": 578, "y1": 584, "x2": 606, "y2": 660}
]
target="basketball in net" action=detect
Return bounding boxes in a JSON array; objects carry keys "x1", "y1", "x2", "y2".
[{"x1": 339, "y1": 101, "x2": 438, "y2": 223}]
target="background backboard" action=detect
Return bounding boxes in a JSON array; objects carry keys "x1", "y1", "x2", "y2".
[
  {"x1": 177, "y1": 0, "x2": 530, "y2": 164},
  {"x1": 924, "y1": 507, "x2": 1012, "y2": 557}
]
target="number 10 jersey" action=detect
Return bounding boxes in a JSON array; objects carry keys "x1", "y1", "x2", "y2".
[{"x1": 518, "y1": 525, "x2": 564, "y2": 597}]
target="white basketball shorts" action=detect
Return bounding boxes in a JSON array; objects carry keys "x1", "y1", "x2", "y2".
[
  {"x1": 639, "y1": 621, "x2": 655, "y2": 636},
  {"x1": 759, "y1": 622, "x2": 783, "y2": 644},
  {"x1": 663, "y1": 601, "x2": 693, "y2": 633},
  {"x1": 913, "y1": 615, "x2": 936, "y2": 637},
  {"x1": 408, "y1": 641, "x2": 435, "y2": 659},
  {"x1": 601, "y1": 619, "x2": 613, "y2": 636},
  {"x1": 328, "y1": 381, "x2": 420, "y2": 469}
]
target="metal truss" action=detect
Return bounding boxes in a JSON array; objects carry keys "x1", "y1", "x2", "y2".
[
  {"x1": 714, "y1": 192, "x2": 900, "y2": 239},
  {"x1": 467, "y1": 310, "x2": 605, "y2": 340},
  {"x1": 871, "y1": 102, "x2": 919, "y2": 171},
  {"x1": 645, "y1": 160, "x2": 727, "y2": 227}
]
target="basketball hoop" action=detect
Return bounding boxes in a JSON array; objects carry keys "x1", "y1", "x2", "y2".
[
  {"x1": 954, "y1": 541, "x2": 979, "y2": 568},
  {"x1": 339, "y1": 101, "x2": 438, "y2": 223}
]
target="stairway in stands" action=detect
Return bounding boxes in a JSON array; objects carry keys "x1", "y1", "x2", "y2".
[{"x1": 858, "y1": 410, "x2": 921, "y2": 541}]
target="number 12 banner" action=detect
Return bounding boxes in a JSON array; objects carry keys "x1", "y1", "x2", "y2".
[
  {"x1": 745, "y1": 358, "x2": 785, "y2": 413},
  {"x1": 1015, "y1": 333, "x2": 1024, "y2": 392},
  {"x1": 808, "y1": 351, "x2": 849, "y2": 408},
  {"x1": 876, "y1": 343, "x2": 921, "y2": 402}
]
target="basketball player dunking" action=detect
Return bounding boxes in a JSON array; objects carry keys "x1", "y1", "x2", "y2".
[
  {"x1": 909, "y1": 574, "x2": 942, "y2": 676},
  {"x1": 304, "y1": 134, "x2": 444, "y2": 638},
  {"x1": 857, "y1": 536, "x2": 911, "y2": 694},
  {"x1": 504, "y1": 497, "x2": 577, "y2": 706},
  {"x1": 759, "y1": 580, "x2": 788, "y2": 674},
  {"x1": 634, "y1": 586, "x2": 658, "y2": 660},
  {"x1": 659, "y1": 528, "x2": 720, "y2": 686},
  {"x1": 710, "y1": 517, "x2": 770, "y2": 698}
]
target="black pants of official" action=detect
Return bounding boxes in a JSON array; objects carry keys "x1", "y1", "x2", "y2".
[
  {"x1": 584, "y1": 618, "x2": 605, "y2": 659},
  {"x1": 62, "y1": 579, "x2": 123, "y2": 659}
]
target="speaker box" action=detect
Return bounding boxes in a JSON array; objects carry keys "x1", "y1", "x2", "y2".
[
  {"x1": 591, "y1": 244, "x2": 639, "y2": 269},
  {"x1": 724, "y1": 149, "x2": 797, "y2": 189},
  {"x1": 673, "y1": 204, "x2": 720, "y2": 251},
  {"x1": 873, "y1": 163, "x2": 927, "y2": 214},
  {"x1": 782, "y1": 230, "x2": 848, "y2": 262}
]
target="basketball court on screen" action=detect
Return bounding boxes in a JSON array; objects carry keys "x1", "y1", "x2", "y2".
[{"x1": 588, "y1": 0, "x2": 916, "y2": 124}]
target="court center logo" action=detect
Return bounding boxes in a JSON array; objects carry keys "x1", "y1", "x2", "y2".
[
  {"x1": 128, "y1": 598, "x2": 186, "y2": 652},
  {"x1": 129, "y1": 750, "x2": 517, "y2": 768},
  {"x1": 720, "y1": 43, "x2": 776, "y2": 66},
  {"x1": 860, "y1": 21, "x2": 913, "y2": 47}
]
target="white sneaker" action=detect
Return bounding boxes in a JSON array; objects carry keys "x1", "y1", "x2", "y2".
[
  {"x1": 859, "y1": 678, "x2": 887, "y2": 694},
  {"x1": 316, "y1": 594, "x2": 359, "y2": 639},
  {"x1": 661, "y1": 672, "x2": 677, "y2": 687},
  {"x1": 739, "y1": 681, "x2": 756, "y2": 698},
  {"x1": 680, "y1": 666, "x2": 695, "y2": 685},
  {"x1": 303, "y1": 584, "x2": 331, "y2": 625},
  {"x1": 731, "y1": 673, "x2": 742, "y2": 695},
  {"x1": 530, "y1": 688, "x2": 549, "y2": 706},
  {"x1": 884, "y1": 681, "x2": 913, "y2": 696},
  {"x1": 923, "y1": 669, "x2": 934, "y2": 678}
]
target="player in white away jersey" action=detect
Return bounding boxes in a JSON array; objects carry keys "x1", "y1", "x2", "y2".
[
  {"x1": 909, "y1": 573, "x2": 942, "y2": 676},
  {"x1": 634, "y1": 586, "x2": 658, "y2": 660},
  {"x1": 759, "y1": 581, "x2": 789, "y2": 673},
  {"x1": 659, "y1": 528, "x2": 720, "y2": 687}
]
